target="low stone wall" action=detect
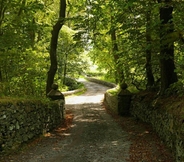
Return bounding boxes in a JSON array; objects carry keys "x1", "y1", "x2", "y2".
[
  {"x1": 104, "y1": 91, "x2": 184, "y2": 162},
  {"x1": 0, "y1": 99, "x2": 63, "y2": 153},
  {"x1": 104, "y1": 92, "x2": 118, "y2": 114},
  {"x1": 130, "y1": 93, "x2": 184, "y2": 162}
]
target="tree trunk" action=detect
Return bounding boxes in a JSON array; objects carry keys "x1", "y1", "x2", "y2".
[
  {"x1": 158, "y1": 0, "x2": 178, "y2": 95},
  {"x1": 0, "y1": 70, "x2": 2, "y2": 82},
  {"x1": 63, "y1": 53, "x2": 68, "y2": 85},
  {"x1": 46, "y1": 0, "x2": 66, "y2": 94},
  {"x1": 145, "y1": 9, "x2": 155, "y2": 89},
  {"x1": 0, "y1": 2, "x2": 5, "y2": 81},
  {"x1": 111, "y1": 29, "x2": 124, "y2": 84}
]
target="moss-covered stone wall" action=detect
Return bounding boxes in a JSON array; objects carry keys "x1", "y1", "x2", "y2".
[
  {"x1": 104, "y1": 92, "x2": 118, "y2": 114},
  {"x1": 130, "y1": 92, "x2": 184, "y2": 162},
  {"x1": 104, "y1": 91, "x2": 184, "y2": 162},
  {"x1": 0, "y1": 99, "x2": 64, "y2": 153}
]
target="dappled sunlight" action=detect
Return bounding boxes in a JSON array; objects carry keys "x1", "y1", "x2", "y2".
[
  {"x1": 90, "y1": 107, "x2": 104, "y2": 111},
  {"x1": 61, "y1": 133, "x2": 71, "y2": 136},
  {"x1": 111, "y1": 141, "x2": 118, "y2": 146},
  {"x1": 72, "y1": 105, "x2": 103, "y2": 124},
  {"x1": 0, "y1": 81, "x2": 131, "y2": 162},
  {"x1": 43, "y1": 111, "x2": 74, "y2": 139},
  {"x1": 75, "y1": 118, "x2": 100, "y2": 123},
  {"x1": 44, "y1": 132, "x2": 51, "y2": 137},
  {"x1": 65, "y1": 79, "x2": 110, "y2": 105},
  {"x1": 56, "y1": 81, "x2": 127, "y2": 159},
  {"x1": 65, "y1": 94, "x2": 105, "y2": 104}
]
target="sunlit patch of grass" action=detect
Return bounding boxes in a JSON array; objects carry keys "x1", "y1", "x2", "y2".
[
  {"x1": 106, "y1": 85, "x2": 120, "y2": 96},
  {"x1": 96, "y1": 76, "x2": 116, "y2": 84},
  {"x1": 127, "y1": 86, "x2": 140, "y2": 93}
]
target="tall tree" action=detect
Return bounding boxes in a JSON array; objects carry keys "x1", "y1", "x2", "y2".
[
  {"x1": 110, "y1": 3, "x2": 124, "y2": 84},
  {"x1": 46, "y1": 0, "x2": 66, "y2": 94},
  {"x1": 0, "y1": 0, "x2": 7, "y2": 82},
  {"x1": 145, "y1": 7, "x2": 155, "y2": 89},
  {"x1": 111, "y1": 27, "x2": 124, "y2": 83},
  {"x1": 158, "y1": 0, "x2": 178, "y2": 95}
]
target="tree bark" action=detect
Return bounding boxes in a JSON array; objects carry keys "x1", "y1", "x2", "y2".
[
  {"x1": 46, "y1": 0, "x2": 66, "y2": 94},
  {"x1": 111, "y1": 29, "x2": 124, "y2": 84},
  {"x1": 0, "y1": 70, "x2": 2, "y2": 82},
  {"x1": 63, "y1": 53, "x2": 68, "y2": 85},
  {"x1": 158, "y1": 0, "x2": 178, "y2": 95},
  {"x1": 0, "y1": 1, "x2": 7, "y2": 81},
  {"x1": 0, "y1": 0, "x2": 7, "y2": 36},
  {"x1": 145, "y1": 9, "x2": 155, "y2": 89}
]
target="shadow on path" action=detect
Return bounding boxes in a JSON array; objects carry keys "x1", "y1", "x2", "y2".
[{"x1": 0, "y1": 80, "x2": 175, "y2": 162}]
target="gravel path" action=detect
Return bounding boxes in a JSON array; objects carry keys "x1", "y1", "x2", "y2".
[
  {"x1": 60, "y1": 81, "x2": 131, "y2": 162},
  {"x1": 0, "y1": 80, "x2": 130, "y2": 162},
  {"x1": 0, "y1": 80, "x2": 174, "y2": 162}
]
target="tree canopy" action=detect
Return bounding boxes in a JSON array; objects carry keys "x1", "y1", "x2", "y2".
[{"x1": 0, "y1": 0, "x2": 184, "y2": 97}]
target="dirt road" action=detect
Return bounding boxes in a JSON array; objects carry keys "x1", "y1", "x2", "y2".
[{"x1": 0, "y1": 80, "x2": 174, "y2": 162}]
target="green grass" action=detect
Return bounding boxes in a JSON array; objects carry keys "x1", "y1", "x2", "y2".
[
  {"x1": 107, "y1": 86, "x2": 120, "y2": 96},
  {"x1": 96, "y1": 76, "x2": 116, "y2": 84}
]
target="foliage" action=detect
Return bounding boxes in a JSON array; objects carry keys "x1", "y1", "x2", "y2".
[
  {"x1": 63, "y1": 77, "x2": 83, "y2": 91},
  {"x1": 56, "y1": 25, "x2": 90, "y2": 87},
  {"x1": 1, "y1": 0, "x2": 184, "y2": 98},
  {"x1": 106, "y1": 86, "x2": 120, "y2": 96},
  {"x1": 0, "y1": 0, "x2": 89, "y2": 97},
  {"x1": 165, "y1": 81, "x2": 184, "y2": 96},
  {"x1": 74, "y1": 0, "x2": 184, "y2": 94}
]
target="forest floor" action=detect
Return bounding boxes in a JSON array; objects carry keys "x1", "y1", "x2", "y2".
[{"x1": 0, "y1": 80, "x2": 175, "y2": 162}]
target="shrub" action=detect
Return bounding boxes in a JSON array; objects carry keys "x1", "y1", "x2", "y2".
[{"x1": 64, "y1": 77, "x2": 82, "y2": 90}]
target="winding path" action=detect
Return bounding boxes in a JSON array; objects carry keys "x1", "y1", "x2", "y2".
[{"x1": 0, "y1": 80, "x2": 174, "y2": 162}]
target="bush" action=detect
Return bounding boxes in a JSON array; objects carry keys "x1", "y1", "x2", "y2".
[
  {"x1": 86, "y1": 71, "x2": 104, "y2": 77},
  {"x1": 64, "y1": 77, "x2": 82, "y2": 90}
]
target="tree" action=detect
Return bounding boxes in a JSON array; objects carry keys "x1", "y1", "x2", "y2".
[
  {"x1": 56, "y1": 26, "x2": 88, "y2": 85},
  {"x1": 158, "y1": 0, "x2": 178, "y2": 95},
  {"x1": 46, "y1": 0, "x2": 66, "y2": 94},
  {"x1": 145, "y1": 5, "x2": 155, "y2": 89},
  {"x1": 1, "y1": 0, "x2": 184, "y2": 97},
  {"x1": 0, "y1": 0, "x2": 55, "y2": 97},
  {"x1": 109, "y1": 2, "x2": 124, "y2": 84}
]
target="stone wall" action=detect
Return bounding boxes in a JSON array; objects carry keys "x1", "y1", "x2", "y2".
[
  {"x1": 0, "y1": 99, "x2": 64, "y2": 153},
  {"x1": 130, "y1": 93, "x2": 184, "y2": 162},
  {"x1": 104, "y1": 92, "x2": 118, "y2": 114},
  {"x1": 104, "y1": 91, "x2": 184, "y2": 162}
]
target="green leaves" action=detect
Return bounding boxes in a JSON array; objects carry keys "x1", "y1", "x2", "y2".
[
  {"x1": 1, "y1": 0, "x2": 184, "y2": 97},
  {"x1": 0, "y1": 0, "x2": 57, "y2": 97}
]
